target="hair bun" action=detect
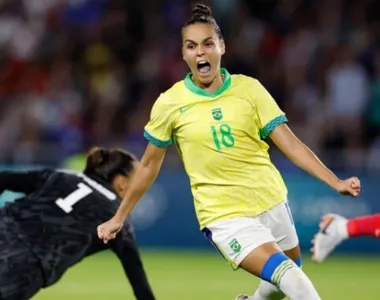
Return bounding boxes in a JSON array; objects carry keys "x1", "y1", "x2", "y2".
[
  {"x1": 192, "y1": 3, "x2": 212, "y2": 17},
  {"x1": 87, "y1": 147, "x2": 109, "y2": 167}
]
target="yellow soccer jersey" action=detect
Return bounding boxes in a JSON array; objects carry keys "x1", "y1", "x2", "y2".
[{"x1": 144, "y1": 68, "x2": 288, "y2": 229}]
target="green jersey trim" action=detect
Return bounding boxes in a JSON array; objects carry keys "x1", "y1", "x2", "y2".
[
  {"x1": 184, "y1": 68, "x2": 231, "y2": 98},
  {"x1": 143, "y1": 130, "x2": 172, "y2": 148},
  {"x1": 260, "y1": 115, "x2": 288, "y2": 139}
]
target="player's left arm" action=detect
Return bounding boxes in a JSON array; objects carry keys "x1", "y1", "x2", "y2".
[
  {"x1": 109, "y1": 227, "x2": 143, "y2": 277},
  {"x1": 269, "y1": 125, "x2": 358, "y2": 194},
  {"x1": 0, "y1": 169, "x2": 51, "y2": 195},
  {"x1": 109, "y1": 226, "x2": 155, "y2": 299},
  {"x1": 254, "y1": 79, "x2": 360, "y2": 197}
]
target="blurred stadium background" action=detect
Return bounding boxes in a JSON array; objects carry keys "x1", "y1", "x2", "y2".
[{"x1": 0, "y1": 0, "x2": 380, "y2": 299}]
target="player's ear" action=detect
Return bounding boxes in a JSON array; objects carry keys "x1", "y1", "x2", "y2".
[
  {"x1": 112, "y1": 175, "x2": 129, "y2": 198},
  {"x1": 182, "y1": 46, "x2": 186, "y2": 62},
  {"x1": 220, "y1": 39, "x2": 225, "y2": 55}
]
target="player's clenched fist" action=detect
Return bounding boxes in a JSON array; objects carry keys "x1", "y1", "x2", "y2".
[
  {"x1": 97, "y1": 217, "x2": 123, "y2": 243},
  {"x1": 334, "y1": 177, "x2": 361, "y2": 197}
]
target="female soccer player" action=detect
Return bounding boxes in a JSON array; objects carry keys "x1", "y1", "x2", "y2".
[
  {"x1": 0, "y1": 147, "x2": 155, "y2": 300},
  {"x1": 98, "y1": 4, "x2": 360, "y2": 300},
  {"x1": 312, "y1": 213, "x2": 380, "y2": 263}
]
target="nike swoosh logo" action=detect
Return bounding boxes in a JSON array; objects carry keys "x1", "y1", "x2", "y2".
[
  {"x1": 321, "y1": 219, "x2": 334, "y2": 234},
  {"x1": 276, "y1": 235, "x2": 288, "y2": 243},
  {"x1": 179, "y1": 105, "x2": 195, "y2": 113}
]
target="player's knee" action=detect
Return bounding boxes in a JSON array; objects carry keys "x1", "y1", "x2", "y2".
[
  {"x1": 261, "y1": 254, "x2": 321, "y2": 300},
  {"x1": 294, "y1": 256, "x2": 302, "y2": 268},
  {"x1": 261, "y1": 252, "x2": 297, "y2": 285}
]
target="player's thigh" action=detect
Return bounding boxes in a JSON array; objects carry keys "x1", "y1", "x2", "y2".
[
  {"x1": 262, "y1": 201, "x2": 300, "y2": 254},
  {"x1": 0, "y1": 230, "x2": 43, "y2": 300},
  {"x1": 203, "y1": 217, "x2": 279, "y2": 275}
]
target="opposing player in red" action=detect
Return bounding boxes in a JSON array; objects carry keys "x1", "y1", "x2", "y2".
[{"x1": 312, "y1": 213, "x2": 380, "y2": 263}]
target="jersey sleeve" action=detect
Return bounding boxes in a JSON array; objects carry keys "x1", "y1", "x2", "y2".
[
  {"x1": 109, "y1": 225, "x2": 156, "y2": 299},
  {"x1": 143, "y1": 93, "x2": 174, "y2": 148},
  {"x1": 0, "y1": 169, "x2": 52, "y2": 195},
  {"x1": 253, "y1": 80, "x2": 287, "y2": 139}
]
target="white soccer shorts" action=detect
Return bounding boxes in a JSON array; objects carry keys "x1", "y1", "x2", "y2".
[{"x1": 203, "y1": 201, "x2": 299, "y2": 269}]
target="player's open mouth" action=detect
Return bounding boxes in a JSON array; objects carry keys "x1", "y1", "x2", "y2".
[{"x1": 197, "y1": 60, "x2": 211, "y2": 76}]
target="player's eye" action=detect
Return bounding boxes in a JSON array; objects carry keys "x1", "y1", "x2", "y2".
[
  {"x1": 205, "y1": 42, "x2": 214, "y2": 47},
  {"x1": 187, "y1": 44, "x2": 196, "y2": 49}
]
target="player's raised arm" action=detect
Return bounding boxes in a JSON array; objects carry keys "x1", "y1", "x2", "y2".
[
  {"x1": 269, "y1": 124, "x2": 360, "y2": 197},
  {"x1": 252, "y1": 79, "x2": 360, "y2": 198}
]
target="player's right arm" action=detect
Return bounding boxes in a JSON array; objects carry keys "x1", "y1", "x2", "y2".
[
  {"x1": 0, "y1": 169, "x2": 50, "y2": 195},
  {"x1": 98, "y1": 94, "x2": 174, "y2": 242},
  {"x1": 114, "y1": 143, "x2": 166, "y2": 221}
]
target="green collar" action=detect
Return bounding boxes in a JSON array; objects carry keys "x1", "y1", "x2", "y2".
[{"x1": 184, "y1": 68, "x2": 231, "y2": 97}]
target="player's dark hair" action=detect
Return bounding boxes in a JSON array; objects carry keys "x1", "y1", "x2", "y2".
[
  {"x1": 182, "y1": 3, "x2": 223, "y2": 40},
  {"x1": 83, "y1": 147, "x2": 136, "y2": 182}
]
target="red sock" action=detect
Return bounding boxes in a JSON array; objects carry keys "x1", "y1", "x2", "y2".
[{"x1": 347, "y1": 214, "x2": 380, "y2": 238}]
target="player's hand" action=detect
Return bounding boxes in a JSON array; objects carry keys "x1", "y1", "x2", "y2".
[
  {"x1": 97, "y1": 217, "x2": 123, "y2": 244},
  {"x1": 334, "y1": 177, "x2": 360, "y2": 197}
]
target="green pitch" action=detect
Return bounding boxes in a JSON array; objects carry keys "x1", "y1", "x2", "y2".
[{"x1": 33, "y1": 250, "x2": 380, "y2": 300}]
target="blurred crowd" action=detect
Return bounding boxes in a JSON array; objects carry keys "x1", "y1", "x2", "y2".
[{"x1": 0, "y1": 0, "x2": 379, "y2": 172}]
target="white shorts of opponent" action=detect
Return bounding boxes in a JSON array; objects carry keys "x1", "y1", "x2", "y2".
[{"x1": 202, "y1": 200, "x2": 299, "y2": 269}]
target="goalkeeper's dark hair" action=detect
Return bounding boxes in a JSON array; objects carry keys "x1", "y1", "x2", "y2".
[
  {"x1": 84, "y1": 147, "x2": 136, "y2": 182},
  {"x1": 182, "y1": 3, "x2": 223, "y2": 40}
]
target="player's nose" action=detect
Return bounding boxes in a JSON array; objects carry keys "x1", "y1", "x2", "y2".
[{"x1": 196, "y1": 45, "x2": 206, "y2": 56}]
